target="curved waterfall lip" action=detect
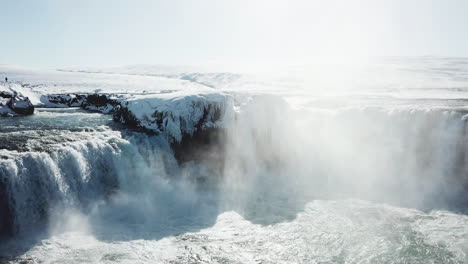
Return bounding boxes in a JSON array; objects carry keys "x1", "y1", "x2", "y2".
[{"x1": 0, "y1": 108, "x2": 121, "y2": 152}]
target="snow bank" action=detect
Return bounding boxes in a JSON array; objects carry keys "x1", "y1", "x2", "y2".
[
  {"x1": 114, "y1": 91, "x2": 232, "y2": 142},
  {"x1": 0, "y1": 84, "x2": 34, "y2": 116},
  {"x1": 0, "y1": 65, "x2": 210, "y2": 95}
]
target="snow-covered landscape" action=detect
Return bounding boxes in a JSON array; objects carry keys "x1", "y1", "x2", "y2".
[{"x1": 3, "y1": 0, "x2": 468, "y2": 262}]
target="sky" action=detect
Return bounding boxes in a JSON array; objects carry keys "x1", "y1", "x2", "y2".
[{"x1": 1, "y1": 0, "x2": 468, "y2": 67}]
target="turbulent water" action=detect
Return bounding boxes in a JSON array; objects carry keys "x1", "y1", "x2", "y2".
[{"x1": 1, "y1": 95, "x2": 468, "y2": 263}]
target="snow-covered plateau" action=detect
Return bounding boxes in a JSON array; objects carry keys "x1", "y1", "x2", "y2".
[{"x1": 1, "y1": 58, "x2": 468, "y2": 263}]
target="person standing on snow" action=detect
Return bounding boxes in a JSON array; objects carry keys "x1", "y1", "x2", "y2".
[{"x1": 4, "y1": 77, "x2": 7, "y2": 82}]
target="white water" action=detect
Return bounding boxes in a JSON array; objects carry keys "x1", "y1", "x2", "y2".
[
  {"x1": 11, "y1": 200, "x2": 468, "y2": 263},
  {"x1": 2, "y1": 94, "x2": 468, "y2": 262}
]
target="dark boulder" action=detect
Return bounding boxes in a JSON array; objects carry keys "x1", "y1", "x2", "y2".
[
  {"x1": 0, "y1": 91, "x2": 14, "y2": 99},
  {"x1": 7, "y1": 96, "x2": 34, "y2": 115}
]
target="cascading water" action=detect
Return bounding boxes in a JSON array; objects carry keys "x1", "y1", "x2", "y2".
[
  {"x1": 0, "y1": 109, "x2": 187, "y2": 238},
  {"x1": 1, "y1": 97, "x2": 468, "y2": 263},
  {"x1": 220, "y1": 96, "x2": 468, "y2": 220}
]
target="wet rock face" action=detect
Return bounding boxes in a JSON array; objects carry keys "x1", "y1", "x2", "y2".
[
  {"x1": 45, "y1": 94, "x2": 86, "y2": 107},
  {"x1": 82, "y1": 94, "x2": 120, "y2": 113},
  {"x1": 170, "y1": 105, "x2": 226, "y2": 173},
  {"x1": 44, "y1": 93, "x2": 120, "y2": 113},
  {"x1": 112, "y1": 104, "x2": 140, "y2": 128},
  {"x1": 172, "y1": 127, "x2": 225, "y2": 173},
  {"x1": 84, "y1": 94, "x2": 109, "y2": 106},
  {"x1": 7, "y1": 96, "x2": 34, "y2": 115},
  {"x1": 0, "y1": 178, "x2": 13, "y2": 238},
  {"x1": 113, "y1": 100, "x2": 227, "y2": 167}
]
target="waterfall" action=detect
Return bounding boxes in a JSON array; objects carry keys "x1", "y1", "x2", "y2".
[
  {"x1": 1, "y1": 98, "x2": 468, "y2": 240},
  {"x1": 220, "y1": 98, "x2": 468, "y2": 216},
  {"x1": 0, "y1": 131, "x2": 178, "y2": 237}
]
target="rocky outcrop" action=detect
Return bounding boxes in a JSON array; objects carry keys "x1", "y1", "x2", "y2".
[
  {"x1": 112, "y1": 104, "x2": 140, "y2": 128},
  {"x1": 112, "y1": 94, "x2": 228, "y2": 136},
  {"x1": 44, "y1": 94, "x2": 86, "y2": 107},
  {"x1": 42, "y1": 93, "x2": 121, "y2": 113},
  {"x1": 0, "y1": 91, "x2": 34, "y2": 116},
  {"x1": 112, "y1": 93, "x2": 231, "y2": 165},
  {"x1": 2, "y1": 91, "x2": 121, "y2": 116},
  {"x1": 81, "y1": 94, "x2": 121, "y2": 113},
  {"x1": 0, "y1": 91, "x2": 14, "y2": 99},
  {"x1": 7, "y1": 96, "x2": 34, "y2": 115}
]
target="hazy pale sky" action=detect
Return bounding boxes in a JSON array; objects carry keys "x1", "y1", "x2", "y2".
[{"x1": 1, "y1": 0, "x2": 468, "y2": 67}]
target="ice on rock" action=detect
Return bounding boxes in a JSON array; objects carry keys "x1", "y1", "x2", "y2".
[
  {"x1": 117, "y1": 91, "x2": 232, "y2": 142},
  {"x1": 0, "y1": 84, "x2": 34, "y2": 116}
]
